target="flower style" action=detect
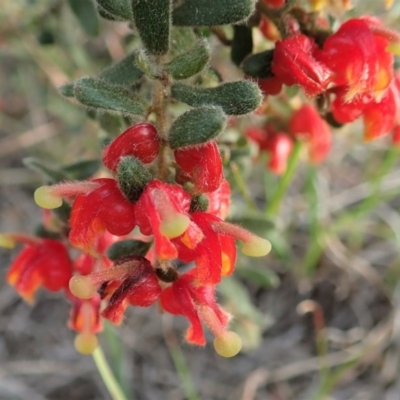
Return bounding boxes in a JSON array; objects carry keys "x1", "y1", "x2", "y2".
[
  {"x1": 69, "y1": 178, "x2": 137, "y2": 253},
  {"x1": 160, "y1": 269, "x2": 242, "y2": 357}
]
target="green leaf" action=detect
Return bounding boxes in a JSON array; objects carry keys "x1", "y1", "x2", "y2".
[
  {"x1": 169, "y1": 27, "x2": 198, "y2": 58},
  {"x1": 171, "y1": 81, "x2": 262, "y2": 115},
  {"x1": 59, "y1": 83, "x2": 75, "y2": 98},
  {"x1": 74, "y1": 77, "x2": 147, "y2": 116},
  {"x1": 236, "y1": 267, "x2": 280, "y2": 288},
  {"x1": 173, "y1": 0, "x2": 256, "y2": 26},
  {"x1": 228, "y1": 215, "x2": 275, "y2": 237},
  {"x1": 96, "y1": 0, "x2": 133, "y2": 20},
  {"x1": 169, "y1": 106, "x2": 226, "y2": 149},
  {"x1": 107, "y1": 239, "x2": 151, "y2": 260},
  {"x1": 131, "y1": 0, "x2": 171, "y2": 55},
  {"x1": 99, "y1": 52, "x2": 143, "y2": 85},
  {"x1": 23, "y1": 157, "x2": 66, "y2": 183},
  {"x1": 68, "y1": 0, "x2": 100, "y2": 37},
  {"x1": 97, "y1": 112, "x2": 125, "y2": 136},
  {"x1": 117, "y1": 156, "x2": 153, "y2": 202},
  {"x1": 242, "y1": 49, "x2": 274, "y2": 78},
  {"x1": 166, "y1": 40, "x2": 210, "y2": 80},
  {"x1": 231, "y1": 25, "x2": 253, "y2": 66},
  {"x1": 63, "y1": 160, "x2": 101, "y2": 180}
]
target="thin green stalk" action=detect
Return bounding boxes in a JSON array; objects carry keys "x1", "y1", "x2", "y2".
[
  {"x1": 92, "y1": 346, "x2": 128, "y2": 400},
  {"x1": 265, "y1": 140, "x2": 302, "y2": 216},
  {"x1": 164, "y1": 326, "x2": 200, "y2": 400},
  {"x1": 230, "y1": 161, "x2": 258, "y2": 211},
  {"x1": 302, "y1": 166, "x2": 323, "y2": 276}
]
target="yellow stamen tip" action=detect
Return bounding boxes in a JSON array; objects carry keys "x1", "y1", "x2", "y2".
[
  {"x1": 69, "y1": 276, "x2": 97, "y2": 299},
  {"x1": 74, "y1": 333, "x2": 98, "y2": 355},
  {"x1": 0, "y1": 234, "x2": 15, "y2": 249},
  {"x1": 159, "y1": 214, "x2": 190, "y2": 239},
  {"x1": 213, "y1": 331, "x2": 242, "y2": 358},
  {"x1": 241, "y1": 237, "x2": 272, "y2": 257},
  {"x1": 34, "y1": 186, "x2": 62, "y2": 209},
  {"x1": 387, "y1": 42, "x2": 400, "y2": 57}
]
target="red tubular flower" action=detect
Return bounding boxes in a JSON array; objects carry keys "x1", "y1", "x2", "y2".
[
  {"x1": 272, "y1": 34, "x2": 333, "y2": 96},
  {"x1": 259, "y1": 15, "x2": 281, "y2": 41},
  {"x1": 173, "y1": 212, "x2": 237, "y2": 285},
  {"x1": 69, "y1": 178, "x2": 136, "y2": 253},
  {"x1": 101, "y1": 257, "x2": 161, "y2": 324},
  {"x1": 289, "y1": 105, "x2": 331, "y2": 163},
  {"x1": 174, "y1": 141, "x2": 223, "y2": 193},
  {"x1": 134, "y1": 180, "x2": 191, "y2": 260},
  {"x1": 205, "y1": 179, "x2": 231, "y2": 219},
  {"x1": 160, "y1": 269, "x2": 230, "y2": 345},
  {"x1": 256, "y1": 76, "x2": 283, "y2": 96},
  {"x1": 7, "y1": 238, "x2": 72, "y2": 303},
  {"x1": 68, "y1": 294, "x2": 102, "y2": 334},
  {"x1": 318, "y1": 18, "x2": 394, "y2": 100},
  {"x1": 246, "y1": 125, "x2": 294, "y2": 174},
  {"x1": 363, "y1": 86, "x2": 396, "y2": 141},
  {"x1": 102, "y1": 123, "x2": 160, "y2": 172}
]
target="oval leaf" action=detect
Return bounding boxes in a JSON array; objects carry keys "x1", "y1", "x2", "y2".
[{"x1": 171, "y1": 81, "x2": 262, "y2": 115}]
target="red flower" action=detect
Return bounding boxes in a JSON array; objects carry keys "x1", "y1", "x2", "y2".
[
  {"x1": 318, "y1": 18, "x2": 394, "y2": 101},
  {"x1": 246, "y1": 125, "x2": 294, "y2": 174},
  {"x1": 160, "y1": 269, "x2": 230, "y2": 345},
  {"x1": 205, "y1": 179, "x2": 231, "y2": 220},
  {"x1": 69, "y1": 178, "x2": 136, "y2": 253},
  {"x1": 289, "y1": 105, "x2": 331, "y2": 163},
  {"x1": 272, "y1": 34, "x2": 333, "y2": 96},
  {"x1": 102, "y1": 123, "x2": 160, "y2": 172},
  {"x1": 173, "y1": 212, "x2": 237, "y2": 285},
  {"x1": 174, "y1": 141, "x2": 223, "y2": 193},
  {"x1": 7, "y1": 238, "x2": 72, "y2": 303}
]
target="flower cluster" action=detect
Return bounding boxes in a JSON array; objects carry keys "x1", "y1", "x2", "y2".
[
  {"x1": 2, "y1": 122, "x2": 271, "y2": 357},
  {"x1": 250, "y1": 10, "x2": 400, "y2": 174}
]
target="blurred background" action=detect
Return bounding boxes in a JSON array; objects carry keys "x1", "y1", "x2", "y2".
[{"x1": 2, "y1": 1, "x2": 400, "y2": 399}]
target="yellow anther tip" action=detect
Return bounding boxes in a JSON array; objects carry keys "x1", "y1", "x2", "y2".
[
  {"x1": 74, "y1": 333, "x2": 98, "y2": 355},
  {"x1": 159, "y1": 214, "x2": 190, "y2": 239},
  {"x1": 213, "y1": 331, "x2": 242, "y2": 358},
  {"x1": 0, "y1": 234, "x2": 15, "y2": 249},
  {"x1": 34, "y1": 186, "x2": 62, "y2": 209},
  {"x1": 241, "y1": 238, "x2": 272, "y2": 257},
  {"x1": 69, "y1": 276, "x2": 97, "y2": 299}
]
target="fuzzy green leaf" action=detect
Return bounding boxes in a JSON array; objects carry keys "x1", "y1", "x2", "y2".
[
  {"x1": 23, "y1": 157, "x2": 66, "y2": 183},
  {"x1": 74, "y1": 77, "x2": 146, "y2": 116},
  {"x1": 169, "y1": 106, "x2": 226, "y2": 149},
  {"x1": 107, "y1": 239, "x2": 151, "y2": 260},
  {"x1": 131, "y1": 0, "x2": 171, "y2": 55},
  {"x1": 63, "y1": 160, "x2": 101, "y2": 180},
  {"x1": 171, "y1": 81, "x2": 262, "y2": 115},
  {"x1": 166, "y1": 40, "x2": 210, "y2": 80},
  {"x1": 117, "y1": 156, "x2": 153, "y2": 202},
  {"x1": 231, "y1": 25, "x2": 253, "y2": 66},
  {"x1": 59, "y1": 83, "x2": 75, "y2": 98},
  {"x1": 99, "y1": 52, "x2": 143, "y2": 85},
  {"x1": 242, "y1": 49, "x2": 274, "y2": 78},
  {"x1": 96, "y1": 0, "x2": 133, "y2": 20},
  {"x1": 173, "y1": 0, "x2": 255, "y2": 26},
  {"x1": 68, "y1": 0, "x2": 100, "y2": 37}
]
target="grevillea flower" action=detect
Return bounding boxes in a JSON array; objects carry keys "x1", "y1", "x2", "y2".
[
  {"x1": 246, "y1": 125, "x2": 294, "y2": 174},
  {"x1": 134, "y1": 180, "x2": 191, "y2": 260},
  {"x1": 102, "y1": 123, "x2": 160, "y2": 172},
  {"x1": 289, "y1": 105, "x2": 331, "y2": 163},
  {"x1": 70, "y1": 256, "x2": 161, "y2": 325},
  {"x1": 317, "y1": 18, "x2": 394, "y2": 101},
  {"x1": 3, "y1": 236, "x2": 72, "y2": 303},
  {"x1": 205, "y1": 179, "x2": 231, "y2": 219},
  {"x1": 174, "y1": 140, "x2": 223, "y2": 193},
  {"x1": 69, "y1": 178, "x2": 136, "y2": 253},
  {"x1": 272, "y1": 34, "x2": 333, "y2": 96},
  {"x1": 161, "y1": 270, "x2": 226, "y2": 340}
]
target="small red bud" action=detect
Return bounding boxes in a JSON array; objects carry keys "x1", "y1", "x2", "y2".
[{"x1": 102, "y1": 123, "x2": 160, "y2": 172}]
